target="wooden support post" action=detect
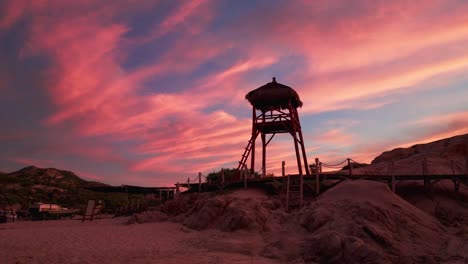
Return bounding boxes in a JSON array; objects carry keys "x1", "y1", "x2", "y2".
[
  {"x1": 422, "y1": 157, "x2": 428, "y2": 175},
  {"x1": 423, "y1": 157, "x2": 429, "y2": 189},
  {"x1": 388, "y1": 161, "x2": 395, "y2": 193},
  {"x1": 261, "y1": 131, "x2": 266, "y2": 178},
  {"x1": 286, "y1": 174, "x2": 290, "y2": 211},
  {"x1": 290, "y1": 106, "x2": 303, "y2": 177},
  {"x1": 466, "y1": 156, "x2": 468, "y2": 175},
  {"x1": 300, "y1": 173, "x2": 303, "y2": 208},
  {"x1": 451, "y1": 160, "x2": 459, "y2": 192},
  {"x1": 348, "y1": 158, "x2": 353, "y2": 176},
  {"x1": 319, "y1": 161, "x2": 322, "y2": 173},
  {"x1": 240, "y1": 168, "x2": 243, "y2": 187},
  {"x1": 292, "y1": 135, "x2": 303, "y2": 176},
  {"x1": 251, "y1": 107, "x2": 256, "y2": 175},
  {"x1": 198, "y1": 172, "x2": 202, "y2": 193},
  {"x1": 282, "y1": 161, "x2": 286, "y2": 192},
  {"x1": 315, "y1": 158, "x2": 320, "y2": 195},
  {"x1": 221, "y1": 168, "x2": 225, "y2": 185},
  {"x1": 243, "y1": 165, "x2": 247, "y2": 189}
]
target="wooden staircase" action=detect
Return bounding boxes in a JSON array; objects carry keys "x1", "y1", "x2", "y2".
[
  {"x1": 237, "y1": 131, "x2": 259, "y2": 170},
  {"x1": 285, "y1": 175, "x2": 303, "y2": 210}
]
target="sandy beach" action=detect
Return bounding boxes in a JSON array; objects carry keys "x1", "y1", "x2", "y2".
[
  {"x1": 0, "y1": 216, "x2": 282, "y2": 264},
  {"x1": 2, "y1": 183, "x2": 468, "y2": 264}
]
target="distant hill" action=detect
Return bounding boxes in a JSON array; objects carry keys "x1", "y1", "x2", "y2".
[
  {"x1": 0, "y1": 166, "x2": 112, "y2": 209},
  {"x1": 351, "y1": 133, "x2": 468, "y2": 176},
  {"x1": 372, "y1": 133, "x2": 468, "y2": 164}
]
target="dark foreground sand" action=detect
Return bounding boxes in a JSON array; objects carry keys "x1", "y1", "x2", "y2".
[
  {"x1": 1, "y1": 182, "x2": 468, "y2": 264},
  {"x1": 0, "y1": 216, "x2": 283, "y2": 264}
]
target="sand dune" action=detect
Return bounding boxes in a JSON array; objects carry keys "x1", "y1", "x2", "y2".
[{"x1": 1, "y1": 180, "x2": 468, "y2": 263}]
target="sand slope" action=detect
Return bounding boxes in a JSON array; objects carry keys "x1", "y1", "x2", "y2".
[
  {"x1": 2, "y1": 182, "x2": 468, "y2": 263},
  {"x1": 0, "y1": 218, "x2": 280, "y2": 264},
  {"x1": 299, "y1": 180, "x2": 461, "y2": 263}
]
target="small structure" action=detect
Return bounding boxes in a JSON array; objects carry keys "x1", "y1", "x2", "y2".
[
  {"x1": 238, "y1": 78, "x2": 310, "y2": 208},
  {"x1": 29, "y1": 203, "x2": 62, "y2": 213},
  {"x1": 238, "y1": 77, "x2": 310, "y2": 176}
]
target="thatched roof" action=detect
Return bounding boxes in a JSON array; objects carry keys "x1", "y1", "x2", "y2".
[{"x1": 245, "y1": 77, "x2": 303, "y2": 110}]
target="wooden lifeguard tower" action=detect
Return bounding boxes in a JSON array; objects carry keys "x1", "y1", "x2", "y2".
[{"x1": 238, "y1": 77, "x2": 310, "y2": 179}]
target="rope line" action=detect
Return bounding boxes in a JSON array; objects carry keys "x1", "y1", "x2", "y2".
[
  {"x1": 320, "y1": 159, "x2": 348, "y2": 167},
  {"x1": 349, "y1": 158, "x2": 362, "y2": 164}
]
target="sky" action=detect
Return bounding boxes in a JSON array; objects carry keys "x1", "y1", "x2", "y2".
[{"x1": 1, "y1": 0, "x2": 468, "y2": 186}]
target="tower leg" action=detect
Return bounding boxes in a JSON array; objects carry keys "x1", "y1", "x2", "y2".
[
  {"x1": 251, "y1": 107, "x2": 256, "y2": 175},
  {"x1": 295, "y1": 108, "x2": 310, "y2": 176},
  {"x1": 262, "y1": 132, "x2": 266, "y2": 177},
  {"x1": 250, "y1": 138, "x2": 255, "y2": 175},
  {"x1": 292, "y1": 133, "x2": 303, "y2": 176},
  {"x1": 289, "y1": 107, "x2": 303, "y2": 176}
]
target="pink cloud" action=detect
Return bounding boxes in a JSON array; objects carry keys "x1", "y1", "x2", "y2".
[
  {"x1": 222, "y1": 0, "x2": 468, "y2": 114},
  {"x1": 299, "y1": 53, "x2": 468, "y2": 114},
  {"x1": 4, "y1": 0, "x2": 468, "y2": 186},
  {"x1": 0, "y1": 1, "x2": 28, "y2": 29},
  {"x1": 314, "y1": 129, "x2": 355, "y2": 146}
]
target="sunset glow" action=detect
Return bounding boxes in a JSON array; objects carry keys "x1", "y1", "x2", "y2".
[{"x1": 1, "y1": 0, "x2": 467, "y2": 186}]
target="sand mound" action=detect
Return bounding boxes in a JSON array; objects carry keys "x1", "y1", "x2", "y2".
[
  {"x1": 299, "y1": 180, "x2": 449, "y2": 263},
  {"x1": 126, "y1": 211, "x2": 168, "y2": 224},
  {"x1": 396, "y1": 180, "x2": 468, "y2": 227},
  {"x1": 160, "y1": 189, "x2": 282, "y2": 232}
]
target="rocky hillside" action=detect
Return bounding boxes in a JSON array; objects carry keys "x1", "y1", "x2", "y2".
[
  {"x1": 351, "y1": 134, "x2": 468, "y2": 176},
  {"x1": 0, "y1": 166, "x2": 109, "y2": 209},
  {"x1": 372, "y1": 133, "x2": 468, "y2": 164}
]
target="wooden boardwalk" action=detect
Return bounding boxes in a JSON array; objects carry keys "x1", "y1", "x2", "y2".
[
  {"x1": 178, "y1": 157, "x2": 468, "y2": 210},
  {"x1": 179, "y1": 173, "x2": 468, "y2": 193}
]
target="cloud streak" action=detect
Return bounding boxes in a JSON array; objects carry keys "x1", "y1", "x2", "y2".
[{"x1": 0, "y1": 0, "x2": 467, "y2": 186}]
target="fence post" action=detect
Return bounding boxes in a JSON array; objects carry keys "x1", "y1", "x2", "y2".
[
  {"x1": 175, "y1": 182, "x2": 180, "y2": 198},
  {"x1": 286, "y1": 173, "x2": 290, "y2": 211},
  {"x1": 221, "y1": 168, "x2": 225, "y2": 185},
  {"x1": 198, "y1": 172, "x2": 202, "y2": 193},
  {"x1": 348, "y1": 158, "x2": 353, "y2": 176},
  {"x1": 466, "y1": 156, "x2": 468, "y2": 175},
  {"x1": 423, "y1": 157, "x2": 428, "y2": 175},
  {"x1": 452, "y1": 160, "x2": 460, "y2": 192},
  {"x1": 282, "y1": 161, "x2": 285, "y2": 177},
  {"x1": 388, "y1": 160, "x2": 395, "y2": 193},
  {"x1": 315, "y1": 158, "x2": 320, "y2": 195},
  {"x1": 282, "y1": 161, "x2": 286, "y2": 192},
  {"x1": 243, "y1": 164, "x2": 248, "y2": 189},
  {"x1": 423, "y1": 157, "x2": 429, "y2": 189}
]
